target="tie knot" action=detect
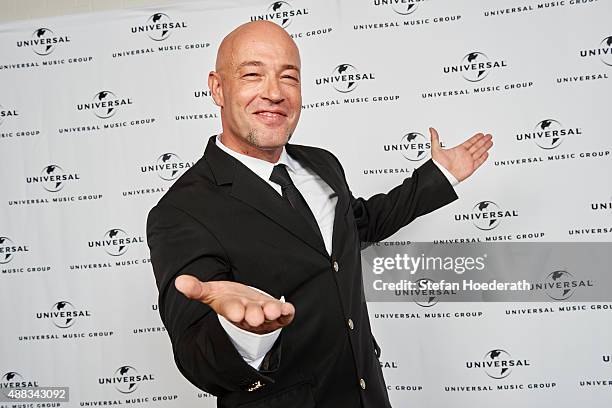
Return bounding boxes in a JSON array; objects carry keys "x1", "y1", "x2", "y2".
[{"x1": 269, "y1": 164, "x2": 293, "y2": 188}]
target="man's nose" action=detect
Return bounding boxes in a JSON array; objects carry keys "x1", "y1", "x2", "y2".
[{"x1": 261, "y1": 77, "x2": 284, "y2": 103}]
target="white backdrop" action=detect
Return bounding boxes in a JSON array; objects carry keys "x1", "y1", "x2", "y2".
[{"x1": 1, "y1": 0, "x2": 611, "y2": 407}]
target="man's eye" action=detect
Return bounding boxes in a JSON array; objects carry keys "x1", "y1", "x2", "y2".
[
  {"x1": 243, "y1": 73, "x2": 259, "y2": 77},
  {"x1": 282, "y1": 75, "x2": 298, "y2": 81}
]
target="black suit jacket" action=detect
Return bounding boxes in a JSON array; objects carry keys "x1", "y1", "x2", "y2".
[{"x1": 146, "y1": 135, "x2": 458, "y2": 408}]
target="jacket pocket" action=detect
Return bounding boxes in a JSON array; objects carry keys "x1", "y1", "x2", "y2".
[{"x1": 237, "y1": 381, "x2": 316, "y2": 408}]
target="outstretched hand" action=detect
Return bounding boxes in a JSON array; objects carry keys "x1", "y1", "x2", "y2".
[
  {"x1": 175, "y1": 275, "x2": 295, "y2": 335},
  {"x1": 429, "y1": 127, "x2": 493, "y2": 182}
]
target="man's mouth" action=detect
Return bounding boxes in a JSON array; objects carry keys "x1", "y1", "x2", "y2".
[{"x1": 253, "y1": 110, "x2": 287, "y2": 125}]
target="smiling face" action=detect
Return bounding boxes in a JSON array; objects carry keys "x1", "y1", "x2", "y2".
[{"x1": 209, "y1": 21, "x2": 302, "y2": 162}]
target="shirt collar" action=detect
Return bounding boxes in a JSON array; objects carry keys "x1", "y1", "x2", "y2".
[{"x1": 215, "y1": 135, "x2": 298, "y2": 182}]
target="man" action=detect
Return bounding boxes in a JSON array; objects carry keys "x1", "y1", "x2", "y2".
[{"x1": 147, "y1": 21, "x2": 492, "y2": 408}]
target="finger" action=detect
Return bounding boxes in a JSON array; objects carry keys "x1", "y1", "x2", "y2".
[
  {"x1": 280, "y1": 301, "x2": 295, "y2": 317},
  {"x1": 277, "y1": 302, "x2": 295, "y2": 326},
  {"x1": 244, "y1": 302, "x2": 265, "y2": 327},
  {"x1": 467, "y1": 135, "x2": 491, "y2": 154},
  {"x1": 219, "y1": 297, "x2": 247, "y2": 323},
  {"x1": 262, "y1": 300, "x2": 283, "y2": 322},
  {"x1": 462, "y1": 132, "x2": 485, "y2": 149},
  {"x1": 429, "y1": 127, "x2": 440, "y2": 149},
  {"x1": 471, "y1": 140, "x2": 493, "y2": 159},
  {"x1": 175, "y1": 275, "x2": 208, "y2": 300}
]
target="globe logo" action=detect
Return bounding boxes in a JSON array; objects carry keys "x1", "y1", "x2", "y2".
[
  {"x1": 114, "y1": 366, "x2": 140, "y2": 394},
  {"x1": 92, "y1": 91, "x2": 118, "y2": 119},
  {"x1": 104, "y1": 229, "x2": 129, "y2": 256},
  {"x1": 600, "y1": 36, "x2": 612, "y2": 66},
  {"x1": 413, "y1": 278, "x2": 438, "y2": 307},
  {"x1": 332, "y1": 64, "x2": 359, "y2": 93},
  {"x1": 461, "y1": 52, "x2": 490, "y2": 82},
  {"x1": 400, "y1": 132, "x2": 430, "y2": 161},
  {"x1": 51, "y1": 301, "x2": 77, "y2": 328},
  {"x1": 147, "y1": 13, "x2": 172, "y2": 41},
  {"x1": 0, "y1": 237, "x2": 15, "y2": 264},
  {"x1": 41, "y1": 165, "x2": 65, "y2": 192},
  {"x1": 544, "y1": 270, "x2": 575, "y2": 300},
  {"x1": 391, "y1": 1, "x2": 419, "y2": 15},
  {"x1": 157, "y1": 153, "x2": 183, "y2": 181},
  {"x1": 484, "y1": 349, "x2": 513, "y2": 379},
  {"x1": 472, "y1": 201, "x2": 501, "y2": 231},
  {"x1": 534, "y1": 119, "x2": 564, "y2": 150},
  {"x1": 31, "y1": 28, "x2": 56, "y2": 55},
  {"x1": 267, "y1": 2, "x2": 294, "y2": 28},
  {"x1": 1, "y1": 372, "x2": 24, "y2": 398}
]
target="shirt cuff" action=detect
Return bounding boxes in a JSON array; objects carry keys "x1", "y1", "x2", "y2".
[
  {"x1": 217, "y1": 286, "x2": 284, "y2": 370},
  {"x1": 432, "y1": 159, "x2": 459, "y2": 187}
]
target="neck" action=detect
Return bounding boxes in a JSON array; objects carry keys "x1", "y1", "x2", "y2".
[{"x1": 219, "y1": 132, "x2": 283, "y2": 163}]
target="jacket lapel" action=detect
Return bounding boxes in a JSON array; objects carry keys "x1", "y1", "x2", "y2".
[
  {"x1": 203, "y1": 136, "x2": 329, "y2": 258},
  {"x1": 285, "y1": 145, "x2": 350, "y2": 254}
]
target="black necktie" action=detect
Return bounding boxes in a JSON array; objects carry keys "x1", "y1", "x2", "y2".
[{"x1": 269, "y1": 164, "x2": 324, "y2": 242}]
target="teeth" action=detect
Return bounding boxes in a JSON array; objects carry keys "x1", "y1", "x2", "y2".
[{"x1": 257, "y1": 112, "x2": 281, "y2": 117}]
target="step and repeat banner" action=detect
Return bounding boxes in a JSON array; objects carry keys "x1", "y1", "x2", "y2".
[{"x1": 1, "y1": 0, "x2": 611, "y2": 407}]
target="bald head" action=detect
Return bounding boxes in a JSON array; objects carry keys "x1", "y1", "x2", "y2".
[
  {"x1": 208, "y1": 21, "x2": 303, "y2": 162},
  {"x1": 215, "y1": 21, "x2": 300, "y2": 74}
]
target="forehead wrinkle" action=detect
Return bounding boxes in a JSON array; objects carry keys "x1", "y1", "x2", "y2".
[
  {"x1": 237, "y1": 60, "x2": 264, "y2": 70},
  {"x1": 235, "y1": 61, "x2": 300, "y2": 74}
]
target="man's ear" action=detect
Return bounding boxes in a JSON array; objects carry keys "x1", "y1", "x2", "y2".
[{"x1": 208, "y1": 71, "x2": 224, "y2": 107}]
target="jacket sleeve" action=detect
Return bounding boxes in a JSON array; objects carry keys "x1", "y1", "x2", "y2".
[
  {"x1": 331, "y1": 155, "x2": 459, "y2": 245},
  {"x1": 146, "y1": 203, "x2": 280, "y2": 397}
]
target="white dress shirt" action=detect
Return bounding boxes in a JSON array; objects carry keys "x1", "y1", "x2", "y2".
[{"x1": 214, "y1": 135, "x2": 458, "y2": 369}]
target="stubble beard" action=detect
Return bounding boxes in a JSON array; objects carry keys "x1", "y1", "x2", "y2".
[{"x1": 246, "y1": 128, "x2": 292, "y2": 150}]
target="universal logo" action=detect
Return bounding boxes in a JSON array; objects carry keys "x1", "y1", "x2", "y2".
[
  {"x1": 444, "y1": 52, "x2": 507, "y2": 82},
  {"x1": 580, "y1": 36, "x2": 612, "y2": 67},
  {"x1": 530, "y1": 270, "x2": 593, "y2": 301},
  {"x1": 466, "y1": 349, "x2": 530, "y2": 379},
  {"x1": 131, "y1": 13, "x2": 187, "y2": 41},
  {"x1": 0, "y1": 236, "x2": 29, "y2": 264},
  {"x1": 251, "y1": 2, "x2": 309, "y2": 29},
  {"x1": 141, "y1": 153, "x2": 194, "y2": 181},
  {"x1": 1, "y1": 372, "x2": 38, "y2": 396},
  {"x1": 373, "y1": 0, "x2": 423, "y2": 15},
  {"x1": 455, "y1": 201, "x2": 519, "y2": 231},
  {"x1": 316, "y1": 64, "x2": 375, "y2": 93},
  {"x1": 0, "y1": 104, "x2": 18, "y2": 126},
  {"x1": 77, "y1": 91, "x2": 133, "y2": 119},
  {"x1": 383, "y1": 132, "x2": 446, "y2": 161},
  {"x1": 413, "y1": 278, "x2": 439, "y2": 307},
  {"x1": 36, "y1": 301, "x2": 92, "y2": 329},
  {"x1": 516, "y1": 119, "x2": 582, "y2": 150},
  {"x1": 99, "y1": 366, "x2": 155, "y2": 394},
  {"x1": 16, "y1": 28, "x2": 70, "y2": 56},
  {"x1": 26, "y1": 165, "x2": 80, "y2": 192},
  {"x1": 89, "y1": 229, "x2": 145, "y2": 256}
]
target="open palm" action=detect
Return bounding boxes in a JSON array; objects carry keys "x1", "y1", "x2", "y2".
[{"x1": 429, "y1": 127, "x2": 493, "y2": 182}]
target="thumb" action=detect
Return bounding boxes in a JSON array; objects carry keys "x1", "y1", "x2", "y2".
[
  {"x1": 175, "y1": 274, "x2": 209, "y2": 301},
  {"x1": 429, "y1": 127, "x2": 441, "y2": 151}
]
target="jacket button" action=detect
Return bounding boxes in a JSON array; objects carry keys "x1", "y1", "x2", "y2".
[
  {"x1": 347, "y1": 318, "x2": 354, "y2": 330},
  {"x1": 359, "y1": 378, "x2": 366, "y2": 390},
  {"x1": 333, "y1": 261, "x2": 339, "y2": 272}
]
